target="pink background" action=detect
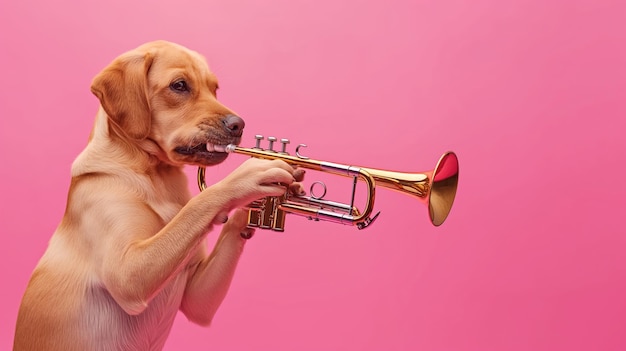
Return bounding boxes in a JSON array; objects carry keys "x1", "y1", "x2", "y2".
[{"x1": 1, "y1": 0, "x2": 625, "y2": 350}]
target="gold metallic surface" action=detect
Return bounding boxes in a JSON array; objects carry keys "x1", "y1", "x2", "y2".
[{"x1": 197, "y1": 143, "x2": 459, "y2": 231}]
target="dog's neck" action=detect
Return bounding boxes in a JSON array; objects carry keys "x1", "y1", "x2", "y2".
[{"x1": 72, "y1": 107, "x2": 181, "y2": 178}]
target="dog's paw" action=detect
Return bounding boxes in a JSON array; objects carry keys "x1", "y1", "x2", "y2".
[
  {"x1": 240, "y1": 228, "x2": 255, "y2": 240},
  {"x1": 213, "y1": 210, "x2": 229, "y2": 225}
]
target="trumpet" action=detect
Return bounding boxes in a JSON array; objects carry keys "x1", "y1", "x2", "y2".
[{"x1": 197, "y1": 135, "x2": 459, "y2": 232}]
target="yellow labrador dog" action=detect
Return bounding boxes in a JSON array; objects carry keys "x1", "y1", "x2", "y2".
[{"x1": 14, "y1": 40, "x2": 303, "y2": 350}]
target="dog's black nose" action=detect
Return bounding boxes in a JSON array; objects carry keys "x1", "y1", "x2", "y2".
[{"x1": 222, "y1": 114, "x2": 245, "y2": 137}]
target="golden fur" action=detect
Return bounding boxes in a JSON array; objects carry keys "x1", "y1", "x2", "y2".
[{"x1": 14, "y1": 41, "x2": 302, "y2": 351}]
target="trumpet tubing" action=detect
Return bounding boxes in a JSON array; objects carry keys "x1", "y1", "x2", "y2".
[{"x1": 198, "y1": 135, "x2": 459, "y2": 232}]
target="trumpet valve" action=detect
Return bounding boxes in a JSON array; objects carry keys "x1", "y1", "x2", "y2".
[
  {"x1": 259, "y1": 197, "x2": 275, "y2": 229},
  {"x1": 253, "y1": 135, "x2": 264, "y2": 149},
  {"x1": 247, "y1": 211, "x2": 261, "y2": 228},
  {"x1": 272, "y1": 207, "x2": 287, "y2": 231},
  {"x1": 280, "y1": 138, "x2": 290, "y2": 154},
  {"x1": 267, "y1": 136, "x2": 277, "y2": 152}
]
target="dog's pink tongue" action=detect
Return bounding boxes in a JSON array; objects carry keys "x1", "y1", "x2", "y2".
[{"x1": 206, "y1": 143, "x2": 227, "y2": 153}]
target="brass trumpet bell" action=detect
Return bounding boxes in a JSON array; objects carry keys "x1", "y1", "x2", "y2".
[
  {"x1": 347, "y1": 151, "x2": 458, "y2": 227},
  {"x1": 429, "y1": 152, "x2": 459, "y2": 226}
]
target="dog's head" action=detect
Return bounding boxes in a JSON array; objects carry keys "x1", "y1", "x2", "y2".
[{"x1": 90, "y1": 40, "x2": 243, "y2": 166}]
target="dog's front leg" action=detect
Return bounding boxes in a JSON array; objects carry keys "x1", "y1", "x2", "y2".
[
  {"x1": 100, "y1": 158, "x2": 299, "y2": 317},
  {"x1": 179, "y1": 168, "x2": 306, "y2": 327},
  {"x1": 180, "y1": 209, "x2": 252, "y2": 326}
]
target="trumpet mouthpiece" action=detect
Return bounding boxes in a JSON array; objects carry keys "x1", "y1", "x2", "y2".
[{"x1": 226, "y1": 144, "x2": 238, "y2": 153}]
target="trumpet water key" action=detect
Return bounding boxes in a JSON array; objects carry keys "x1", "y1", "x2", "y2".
[{"x1": 197, "y1": 135, "x2": 459, "y2": 232}]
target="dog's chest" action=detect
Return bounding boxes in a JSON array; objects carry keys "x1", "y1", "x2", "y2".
[
  {"x1": 144, "y1": 173, "x2": 189, "y2": 223},
  {"x1": 151, "y1": 200, "x2": 184, "y2": 223}
]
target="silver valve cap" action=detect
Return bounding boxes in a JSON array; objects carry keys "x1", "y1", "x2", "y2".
[
  {"x1": 254, "y1": 135, "x2": 264, "y2": 149},
  {"x1": 267, "y1": 136, "x2": 277, "y2": 152},
  {"x1": 280, "y1": 138, "x2": 290, "y2": 154}
]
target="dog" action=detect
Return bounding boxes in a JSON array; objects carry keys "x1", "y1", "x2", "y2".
[{"x1": 14, "y1": 40, "x2": 304, "y2": 351}]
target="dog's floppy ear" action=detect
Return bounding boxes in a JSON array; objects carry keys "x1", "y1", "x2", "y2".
[{"x1": 91, "y1": 50, "x2": 154, "y2": 140}]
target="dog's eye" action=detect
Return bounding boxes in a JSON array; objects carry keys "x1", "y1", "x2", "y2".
[{"x1": 170, "y1": 80, "x2": 189, "y2": 93}]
